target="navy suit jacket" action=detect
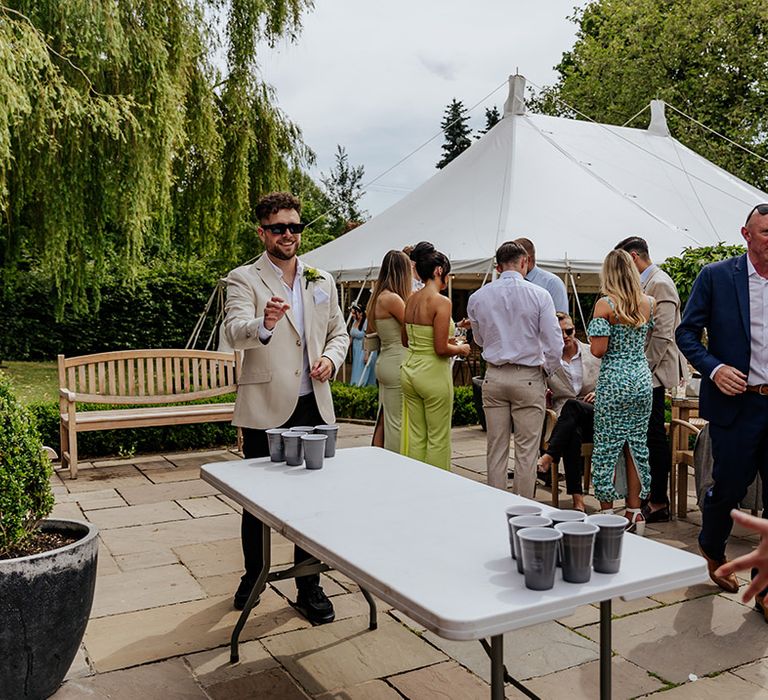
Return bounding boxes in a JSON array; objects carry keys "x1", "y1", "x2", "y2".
[{"x1": 675, "y1": 254, "x2": 750, "y2": 427}]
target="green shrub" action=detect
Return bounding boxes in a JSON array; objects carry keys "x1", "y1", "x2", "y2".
[
  {"x1": 452, "y1": 385, "x2": 478, "y2": 426},
  {"x1": 0, "y1": 372, "x2": 54, "y2": 556}
]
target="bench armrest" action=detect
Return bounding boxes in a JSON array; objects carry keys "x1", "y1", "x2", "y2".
[{"x1": 59, "y1": 388, "x2": 76, "y2": 402}]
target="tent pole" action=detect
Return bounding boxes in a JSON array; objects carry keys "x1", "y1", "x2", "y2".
[{"x1": 568, "y1": 270, "x2": 589, "y2": 337}]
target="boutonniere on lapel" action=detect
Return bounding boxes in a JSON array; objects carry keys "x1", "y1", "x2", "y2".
[{"x1": 303, "y1": 267, "x2": 322, "y2": 289}]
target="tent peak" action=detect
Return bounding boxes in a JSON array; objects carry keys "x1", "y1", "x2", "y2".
[
  {"x1": 647, "y1": 100, "x2": 670, "y2": 136},
  {"x1": 503, "y1": 74, "x2": 526, "y2": 117}
]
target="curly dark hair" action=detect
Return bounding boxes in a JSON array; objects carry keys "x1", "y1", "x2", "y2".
[{"x1": 255, "y1": 192, "x2": 301, "y2": 222}]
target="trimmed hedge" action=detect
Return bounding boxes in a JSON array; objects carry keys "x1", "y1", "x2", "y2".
[
  {"x1": 31, "y1": 383, "x2": 479, "y2": 460},
  {"x1": 0, "y1": 262, "x2": 222, "y2": 360}
]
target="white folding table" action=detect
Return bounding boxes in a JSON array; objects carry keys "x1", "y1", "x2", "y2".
[{"x1": 202, "y1": 446, "x2": 707, "y2": 700}]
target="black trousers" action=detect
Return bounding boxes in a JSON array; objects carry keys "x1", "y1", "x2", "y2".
[
  {"x1": 647, "y1": 386, "x2": 671, "y2": 504},
  {"x1": 240, "y1": 393, "x2": 323, "y2": 593},
  {"x1": 545, "y1": 399, "x2": 594, "y2": 495}
]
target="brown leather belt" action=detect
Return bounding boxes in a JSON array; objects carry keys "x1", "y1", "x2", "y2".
[{"x1": 746, "y1": 384, "x2": 768, "y2": 396}]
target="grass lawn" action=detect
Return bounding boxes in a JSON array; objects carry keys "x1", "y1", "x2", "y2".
[{"x1": 2, "y1": 361, "x2": 58, "y2": 404}]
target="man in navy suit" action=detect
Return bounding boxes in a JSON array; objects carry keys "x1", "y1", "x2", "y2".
[{"x1": 676, "y1": 204, "x2": 768, "y2": 615}]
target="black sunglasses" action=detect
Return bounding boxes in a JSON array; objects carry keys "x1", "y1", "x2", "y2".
[
  {"x1": 262, "y1": 222, "x2": 306, "y2": 235},
  {"x1": 562, "y1": 327, "x2": 575, "y2": 336},
  {"x1": 745, "y1": 204, "x2": 768, "y2": 226}
]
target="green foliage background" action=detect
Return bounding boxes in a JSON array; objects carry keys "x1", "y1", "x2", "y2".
[{"x1": 531, "y1": 0, "x2": 768, "y2": 192}]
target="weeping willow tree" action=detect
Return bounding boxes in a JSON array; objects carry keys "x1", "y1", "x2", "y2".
[{"x1": 0, "y1": 0, "x2": 313, "y2": 313}]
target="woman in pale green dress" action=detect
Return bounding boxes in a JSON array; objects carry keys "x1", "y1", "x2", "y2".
[
  {"x1": 367, "y1": 250, "x2": 412, "y2": 452},
  {"x1": 400, "y1": 243, "x2": 470, "y2": 469}
]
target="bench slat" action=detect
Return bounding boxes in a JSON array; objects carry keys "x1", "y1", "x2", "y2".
[
  {"x1": 108, "y1": 361, "x2": 116, "y2": 395},
  {"x1": 165, "y1": 357, "x2": 173, "y2": 395},
  {"x1": 88, "y1": 363, "x2": 96, "y2": 395},
  {"x1": 127, "y1": 358, "x2": 135, "y2": 395},
  {"x1": 98, "y1": 362, "x2": 106, "y2": 394}
]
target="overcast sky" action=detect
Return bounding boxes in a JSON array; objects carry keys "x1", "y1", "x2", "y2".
[{"x1": 259, "y1": 1, "x2": 582, "y2": 216}]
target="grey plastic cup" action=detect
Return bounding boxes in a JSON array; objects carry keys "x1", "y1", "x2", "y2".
[
  {"x1": 518, "y1": 527, "x2": 563, "y2": 591},
  {"x1": 290, "y1": 426, "x2": 314, "y2": 434},
  {"x1": 314, "y1": 425, "x2": 338, "y2": 457},
  {"x1": 510, "y1": 515, "x2": 553, "y2": 574},
  {"x1": 555, "y1": 521, "x2": 599, "y2": 583},
  {"x1": 301, "y1": 434, "x2": 327, "y2": 469},
  {"x1": 282, "y1": 431, "x2": 305, "y2": 466},
  {"x1": 549, "y1": 509, "x2": 586, "y2": 566},
  {"x1": 266, "y1": 428, "x2": 288, "y2": 462},
  {"x1": 586, "y1": 513, "x2": 627, "y2": 574},
  {"x1": 505, "y1": 504, "x2": 542, "y2": 558}
]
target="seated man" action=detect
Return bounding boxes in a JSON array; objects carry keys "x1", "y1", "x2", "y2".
[{"x1": 537, "y1": 312, "x2": 601, "y2": 511}]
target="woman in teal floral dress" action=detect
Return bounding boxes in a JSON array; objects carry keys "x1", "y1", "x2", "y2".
[{"x1": 588, "y1": 250, "x2": 654, "y2": 536}]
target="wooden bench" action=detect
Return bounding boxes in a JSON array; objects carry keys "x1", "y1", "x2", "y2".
[{"x1": 58, "y1": 349, "x2": 241, "y2": 479}]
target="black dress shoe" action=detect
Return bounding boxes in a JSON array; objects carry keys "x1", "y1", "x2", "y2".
[
  {"x1": 641, "y1": 502, "x2": 671, "y2": 523},
  {"x1": 755, "y1": 595, "x2": 768, "y2": 623},
  {"x1": 295, "y1": 585, "x2": 335, "y2": 625},
  {"x1": 233, "y1": 577, "x2": 261, "y2": 611}
]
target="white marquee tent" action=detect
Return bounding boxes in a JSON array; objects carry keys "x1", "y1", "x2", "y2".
[{"x1": 303, "y1": 75, "x2": 763, "y2": 285}]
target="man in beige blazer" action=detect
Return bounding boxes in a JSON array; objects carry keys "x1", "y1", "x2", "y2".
[
  {"x1": 224, "y1": 192, "x2": 349, "y2": 623},
  {"x1": 537, "y1": 312, "x2": 601, "y2": 511},
  {"x1": 616, "y1": 236, "x2": 686, "y2": 523}
]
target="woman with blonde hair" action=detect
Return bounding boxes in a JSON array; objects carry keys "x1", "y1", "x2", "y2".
[
  {"x1": 367, "y1": 250, "x2": 412, "y2": 451},
  {"x1": 588, "y1": 249, "x2": 655, "y2": 534}
]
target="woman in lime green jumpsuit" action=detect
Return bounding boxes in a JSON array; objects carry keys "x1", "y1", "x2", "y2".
[{"x1": 400, "y1": 243, "x2": 470, "y2": 469}]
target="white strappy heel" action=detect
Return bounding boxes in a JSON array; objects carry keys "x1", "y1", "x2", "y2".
[{"x1": 625, "y1": 508, "x2": 646, "y2": 536}]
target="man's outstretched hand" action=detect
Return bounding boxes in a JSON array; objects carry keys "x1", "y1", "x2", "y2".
[
  {"x1": 264, "y1": 296, "x2": 290, "y2": 331},
  {"x1": 715, "y1": 510, "x2": 768, "y2": 603}
]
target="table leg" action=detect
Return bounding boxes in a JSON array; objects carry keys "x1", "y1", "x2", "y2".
[
  {"x1": 600, "y1": 600, "x2": 612, "y2": 700},
  {"x1": 359, "y1": 587, "x2": 378, "y2": 630},
  {"x1": 490, "y1": 634, "x2": 504, "y2": 700},
  {"x1": 230, "y1": 522, "x2": 271, "y2": 663}
]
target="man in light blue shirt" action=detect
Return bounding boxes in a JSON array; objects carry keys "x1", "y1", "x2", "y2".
[{"x1": 514, "y1": 237, "x2": 569, "y2": 313}]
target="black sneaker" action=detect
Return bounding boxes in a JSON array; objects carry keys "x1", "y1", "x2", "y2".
[
  {"x1": 233, "y1": 577, "x2": 261, "y2": 611},
  {"x1": 295, "y1": 585, "x2": 335, "y2": 625},
  {"x1": 640, "y1": 502, "x2": 671, "y2": 523}
]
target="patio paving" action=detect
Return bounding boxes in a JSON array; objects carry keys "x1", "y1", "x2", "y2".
[{"x1": 49, "y1": 422, "x2": 768, "y2": 699}]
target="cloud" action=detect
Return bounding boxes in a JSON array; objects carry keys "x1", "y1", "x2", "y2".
[{"x1": 418, "y1": 54, "x2": 458, "y2": 81}]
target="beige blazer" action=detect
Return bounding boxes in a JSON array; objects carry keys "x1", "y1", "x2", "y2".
[
  {"x1": 547, "y1": 340, "x2": 601, "y2": 414},
  {"x1": 643, "y1": 266, "x2": 687, "y2": 389},
  {"x1": 224, "y1": 254, "x2": 349, "y2": 429}
]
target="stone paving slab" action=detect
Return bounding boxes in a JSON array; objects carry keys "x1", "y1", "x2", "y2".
[
  {"x1": 637, "y1": 672, "x2": 767, "y2": 699},
  {"x1": 207, "y1": 668, "x2": 312, "y2": 699},
  {"x1": 423, "y1": 620, "x2": 599, "y2": 682},
  {"x1": 388, "y1": 661, "x2": 490, "y2": 700},
  {"x1": 50, "y1": 502, "x2": 85, "y2": 521},
  {"x1": 581, "y1": 595, "x2": 768, "y2": 684},
  {"x1": 261, "y1": 615, "x2": 447, "y2": 695},
  {"x1": 172, "y1": 538, "x2": 243, "y2": 578},
  {"x1": 84, "y1": 589, "x2": 309, "y2": 673},
  {"x1": 556, "y1": 604, "x2": 602, "y2": 628},
  {"x1": 178, "y1": 495, "x2": 235, "y2": 518},
  {"x1": 91, "y1": 563, "x2": 206, "y2": 617},
  {"x1": 523, "y1": 656, "x2": 665, "y2": 699},
  {"x1": 118, "y1": 479, "x2": 220, "y2": 506},
  {"x1": 64, "y1": 465, "x2": 150, "y2": 492},
  {"x1": 270, "y1": 572, "x2": 347, "y2": 600},
  {"x1": 732, "y1": 658, "x2": 768, "y2": 690},
  {"x1": 84, "y1": 501, "x2": 191, "y2": 530},
  {"x1": 143, "y1": 466, "x2": 202, "y2": 484},
  {"x1": 54, "y1": 658, "x2": 207, "y2": 699},
  {"x1": 56, "y1": 487, "x2": 122, "y2": 504},
  {"x1": 114, "y1": 547, "x2": 180, "y2": 572},
  {"x1": 317, "y1": 679, "x2": 403, "y2": 700},
  {"x1": 184, "y1": 638, "x2": 278, "y2": 687},
  {"x1": 99, "y1": 513, "x2": 240, "y2": 556}
]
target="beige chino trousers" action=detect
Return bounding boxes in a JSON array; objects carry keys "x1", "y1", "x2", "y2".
[{"x1": 482, "y1": 364, "x2": 546, "y2": 498}]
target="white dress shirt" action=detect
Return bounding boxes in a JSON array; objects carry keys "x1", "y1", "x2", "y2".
[
  {"x1": 747, "y1": 255, "x2": 768, "y2": 385},
  {"x1": 525, "y1": 265, "x2": 569, "y2": 313},
  {"x1": 467, "y1": 270, "x2": 563, "y2": 375},
  {"x1": 560, "y1": 345, "x2": 584, "y2": 396},
  {"x1": 258, "y1": 256, "x2": 313, "y2": 395},
  {"x1": 639, "y1": 263, "x2": 656, "y2": 286}
]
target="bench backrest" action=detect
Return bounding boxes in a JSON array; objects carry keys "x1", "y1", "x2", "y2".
[{"x1": 58, "y1": 350, "x2": 240, "y2": 405}]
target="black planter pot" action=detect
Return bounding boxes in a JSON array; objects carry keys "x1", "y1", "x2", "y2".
[{"x1": 0, "y1": 519, "x2": 99, "y2": 699}]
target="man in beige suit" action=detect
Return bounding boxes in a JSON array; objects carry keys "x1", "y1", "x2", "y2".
[
  {"x1": 537, "y1": 312, "x2": 601, "y2": 511},
  {"x1": 224, "y1": 192, "x2": 349, "y2": 623},
  {"x1": 616, "y1": 236, "x2": 686, "y2": 523}
]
